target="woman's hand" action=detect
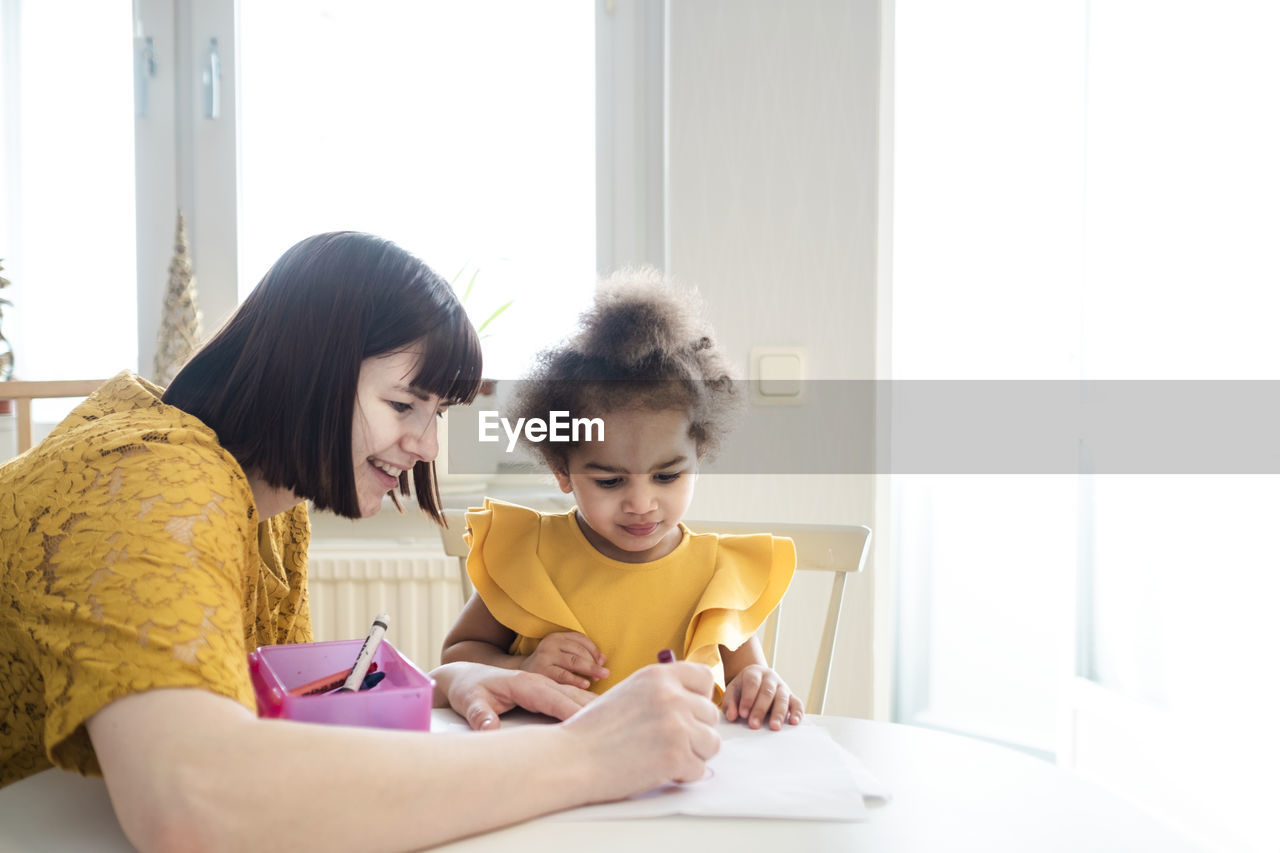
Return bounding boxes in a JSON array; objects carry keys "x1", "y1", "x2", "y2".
[
  {"x1": 430, "y1": 661, "x2": 595, "y2": 730},
  {"x1": 562, "y1": 662, "x2": 721, "y2": 802},
  {"x1": 722, "y1": 664, "x2": 804, "y2": 730},
  {"x1": 520, "y1": 631, "x2": 610, "y2": 689}
]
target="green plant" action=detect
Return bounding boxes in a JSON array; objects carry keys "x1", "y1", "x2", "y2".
[{"x1": 452, "y1": 266, "x2": 513, "y2": 339}]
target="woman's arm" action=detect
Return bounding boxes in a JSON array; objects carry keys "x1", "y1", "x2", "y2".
[
  {"x1": 441, "y1": 595, "x2": 609, "y2": 688},
  {"x1": 87, "y1": 662, "x2": 719, "y2": 853},
  {"x1": 721, "y1": 635, "x2": 804, "y2": 730}
]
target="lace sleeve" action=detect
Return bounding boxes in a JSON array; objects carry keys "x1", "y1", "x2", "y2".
[{"x1": 8, "y1": 425, "x2": 262, "y2": 778}]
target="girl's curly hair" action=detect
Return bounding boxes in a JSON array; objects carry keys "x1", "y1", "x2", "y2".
[{"x1": 508, "y1": 268, "x2": 741, "y2": 471}]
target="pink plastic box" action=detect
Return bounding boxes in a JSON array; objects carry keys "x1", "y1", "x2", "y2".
[{"x1": 248, "y1": 638, "x2": 434, "y2": 731}]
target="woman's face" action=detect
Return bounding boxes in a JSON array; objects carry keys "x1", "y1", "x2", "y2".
[{"x1": 352, "y1": 349, "x2": 446, "y2": 517}]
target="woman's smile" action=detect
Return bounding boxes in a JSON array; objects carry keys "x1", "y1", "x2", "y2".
[{"x1": 368, "y1": 457, "x2": 403, "y2": 489}]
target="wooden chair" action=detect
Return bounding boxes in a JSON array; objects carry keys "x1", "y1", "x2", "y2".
[
  {"x1": 684, "y1": 519, "x2": 871, "y2": 714},
  {"x1": 437, "y1": 508, "x2": 871, "y2": 714},
  {"x1": 1, "y1": 379, "x2": 109, "y2": 454},
  {"x1": 439, "y1": 507, "x2": 474, "y2": 608}
]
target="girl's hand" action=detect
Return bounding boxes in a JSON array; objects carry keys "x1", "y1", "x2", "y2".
[
  {"x1": 562, "y1": 661, "x2": 721, "y2": 800},
  {"x1": 521, "y1": 631, "x2": 610, "y2": 689},
  {"x1": 722, "y1": 664, "x2": 804, "y2": 730}
]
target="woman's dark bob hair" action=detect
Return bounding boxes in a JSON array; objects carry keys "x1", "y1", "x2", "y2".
[{"x1": 163, "y1": 231, "x2": 482, "y2": 521}]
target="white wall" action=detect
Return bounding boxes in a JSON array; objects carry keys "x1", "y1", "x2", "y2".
[{"x1": 665, "y1": 0, "x2": 883, "y2": 717}]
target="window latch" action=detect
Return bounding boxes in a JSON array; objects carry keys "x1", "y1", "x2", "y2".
[
  {"x1": 203, "y1": 37, "x2": 221, "y2": 120},
  {"x1": 134, "y1": 35, "x2": 157, "y2": 118}
]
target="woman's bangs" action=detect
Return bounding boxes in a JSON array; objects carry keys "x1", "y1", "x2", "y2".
[{"x1": 411, "y1": 307, "x2": 484, "y2": 406}]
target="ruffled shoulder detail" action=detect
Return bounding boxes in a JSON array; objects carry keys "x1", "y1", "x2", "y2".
[
  {"x1": 464, "y1": 499, "x2": 586, "y2": 638},
  {"x1": 683, "y1": 532, "x2": 797, "y2": 688}
]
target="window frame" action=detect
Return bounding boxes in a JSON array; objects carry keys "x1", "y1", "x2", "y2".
[{"x1": 133, "y1": 0, "x2": 239, "y2": 378}]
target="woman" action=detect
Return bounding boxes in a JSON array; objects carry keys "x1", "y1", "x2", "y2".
[{"x1": 0, "y1": 232, "x2": 720, "y2": 851}]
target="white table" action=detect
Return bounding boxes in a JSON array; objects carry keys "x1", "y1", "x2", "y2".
[{"x1": 0, "y1": 712, "x2": 1204, "y2": 852}]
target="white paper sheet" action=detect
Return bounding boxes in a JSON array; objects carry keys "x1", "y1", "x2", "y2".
[{"x1": 549, "y1": 721, "x2": 889, "y2": 822}]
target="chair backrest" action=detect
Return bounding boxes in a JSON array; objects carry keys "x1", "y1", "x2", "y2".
[
  {"x1": 2, "y1": 379, "x2": 109, "y2": 453},
  {"x1": 439, "y1": 507, "x2": 474, "y2": 607},
  {"x1": 683, "y1": 519, "x2": 871, "y2": 714},
  {"x1": 437, "y1": 508, "x2": 871, "y2": 714}
]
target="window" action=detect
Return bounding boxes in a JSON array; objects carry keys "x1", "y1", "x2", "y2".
[
  {"x1": 2, "y1": 0, "x2": 620, "y2": 454},
  {"x1": 892, "y1": 0, "x2": 1086, "y2": 757},
  {"x1": 237, "y1": 0, "x2": 597, "y2": 378},
  {"x1": 893, "y1": 1, "x2": 1280, "y2": 847},
  {"x1": 0, "y1": 0, "x2": 136, "y2": 424}
]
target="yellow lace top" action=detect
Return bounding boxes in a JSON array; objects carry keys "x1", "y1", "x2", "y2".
[
  {"x1": 0, "y1": 372, "x2": 311, "y2": 787},
  {"x1": 465, "y1": 499, "x2": 795, "y2": 696}
]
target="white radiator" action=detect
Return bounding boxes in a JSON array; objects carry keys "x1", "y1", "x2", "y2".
[{"x1": 306, "y1": 540, "x2": 464, "y2": 672}]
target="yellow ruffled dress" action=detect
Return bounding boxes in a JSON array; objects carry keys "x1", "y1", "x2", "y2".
[
  {"x1": 0, "y1": 372, "x2": 310, "y2": 787},
  {"x1": 465, "y1": 498, "x2": 796, "y2": 695}
]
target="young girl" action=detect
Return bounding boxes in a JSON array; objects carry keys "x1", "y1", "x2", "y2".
[{"x1": 442, "y1": 270, "x2": 804, "y2": 730}]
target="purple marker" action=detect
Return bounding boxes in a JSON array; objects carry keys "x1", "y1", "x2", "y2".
[{"x1": 657, "y1": 649, "x2": 675, "y2": 664}]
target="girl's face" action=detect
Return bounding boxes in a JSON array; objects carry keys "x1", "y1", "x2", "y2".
[
  {"x1": 553, "y1": 408, "x2": 699, "y2": 563},
  {"x1": 352, "y1": 349, "x2": 447, "y2": 517}
]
